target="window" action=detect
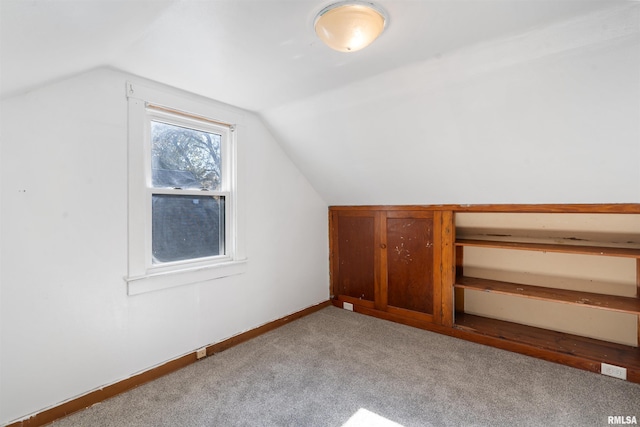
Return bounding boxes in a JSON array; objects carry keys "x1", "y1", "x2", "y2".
[
  {"x1": 149, "y1": 112, "x2": 228, "y2": 265},
  {"x1": 126, "y1": 82, "x2": 246, "y2": 295}
]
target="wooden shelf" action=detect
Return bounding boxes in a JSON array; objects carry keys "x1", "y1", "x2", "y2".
[
  {"x1": 456, "y1": 239, "x2": 640, "y2": 259},
  {"x1": 454, "y1": 313, "x2": 640, "y2": 373},
  {"x1": 454, "y1": 212, "x2": 640, "y2": 382},
  {"x1": 455, "y1": 276, "x2": 640, "y2": 315}
]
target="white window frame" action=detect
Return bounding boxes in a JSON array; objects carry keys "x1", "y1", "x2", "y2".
[{"x1": 126, "y1": 82, "x2": 247, "y2": 295}]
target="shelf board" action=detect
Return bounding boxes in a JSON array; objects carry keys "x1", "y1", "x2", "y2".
[
  {"x1": 455, "y1": 276, "x2": 640, "y2": 315},
  {"x1": 456, "y1": 239, "x2": 640, "y2": 258},
  {"x1": 454, "y1": 313, "x2": 640, "y2": 371}
]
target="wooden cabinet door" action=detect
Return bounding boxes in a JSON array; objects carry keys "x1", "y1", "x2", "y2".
[
  {"x1": 330, "y1": 210, "x2": 378, "y2": 307},
  {"x1": 382, "y1": 211, "x2": 436, "y2": 321},
  {"x1": 330, "y1": 208, "x2": 451, "y2": 323}
]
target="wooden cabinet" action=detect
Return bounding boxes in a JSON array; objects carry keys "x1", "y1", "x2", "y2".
[
  {"x1": 330, "y1": 207, "x2": 453, "y2": 325},
  {"x1": 329, "y1": 204, "x2": 640, "y2": 383}
]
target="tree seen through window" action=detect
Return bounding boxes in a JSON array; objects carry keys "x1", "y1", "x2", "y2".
[{"x1": 151, "y1": 121, "x2": 221, "y2": 190}]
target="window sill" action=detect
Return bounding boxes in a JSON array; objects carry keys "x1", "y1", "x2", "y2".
[{"x1": 126, "y1": 258, "x2": 248, "y2": 295}]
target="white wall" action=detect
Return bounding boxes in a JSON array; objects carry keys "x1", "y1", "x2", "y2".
[
  {"x1": 0, "y1": 68, "x2": 329, "y2": 424},
  {"x1": 262, "y1": 5, "x2": 640, "y2": 205}
]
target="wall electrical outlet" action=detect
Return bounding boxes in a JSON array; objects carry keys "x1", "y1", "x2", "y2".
[
  {"x1": 343, "y1": 302, "x2": 354, "y2": 311},
  {"x1": 601, "y1": 363, "x2": 627, "y2": 380},
  {"x1": 196, "y1": 347, "x2": 207, "y2": 359}
]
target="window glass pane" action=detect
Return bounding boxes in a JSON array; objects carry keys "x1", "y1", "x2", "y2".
[
  {"x1": 151, "y1": 121, "x2": 221, "y2": 191},
  {"x1": 152, "y1": 194, "x2": 225, "y2": 263}
]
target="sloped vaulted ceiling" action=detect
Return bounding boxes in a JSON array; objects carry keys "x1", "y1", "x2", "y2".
[
  {"x1": 0, "y1": 0, "x2": 625, "y2": 111},
  {"x1": 2, "y1": 0, "x2": 638, "y2": 204},
  {"x1": 263, "y1": 3, "x2": 640, "y2": 205}
]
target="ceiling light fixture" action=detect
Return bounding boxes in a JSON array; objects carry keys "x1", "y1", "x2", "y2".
[{"x1": 314, "y1": 1, "x2": 388, "y2": 53}]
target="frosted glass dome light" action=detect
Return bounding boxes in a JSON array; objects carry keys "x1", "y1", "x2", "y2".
[{"x1": 314, "y1": 1, "x2": 387, "y2": 52}]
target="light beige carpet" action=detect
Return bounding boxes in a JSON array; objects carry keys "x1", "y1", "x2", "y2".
[{"x1": 52, "y1": 306, "x2": 639, "y2": 426}]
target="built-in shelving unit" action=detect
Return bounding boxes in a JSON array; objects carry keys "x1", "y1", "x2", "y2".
[
  {"x1": 453, "y1": 207, "x2": 640, "y2": 382},
  {"x1": 330, "y1": 204, "x2": 640, "y2": 383}
]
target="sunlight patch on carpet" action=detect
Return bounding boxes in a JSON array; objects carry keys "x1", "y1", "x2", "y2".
[{"x1": 342, "y1": 408, "x2": 405, "y2": 427}]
